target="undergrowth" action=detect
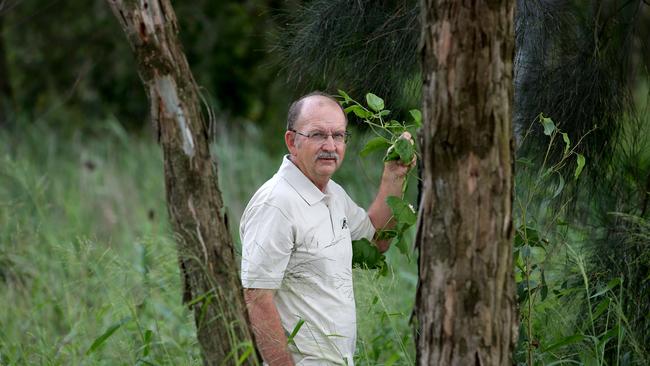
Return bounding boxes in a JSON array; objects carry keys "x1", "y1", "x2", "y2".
[
  {"x1": 1, "y1": 112, "x2": 647, "y2": 365},
  {"x1": 0, "y1": 119, "x2": 416, "y2": 365}
]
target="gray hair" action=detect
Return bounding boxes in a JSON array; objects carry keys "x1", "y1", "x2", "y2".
[{"x1": 286, "y1": 91, "x2": 347, "y2": 131}]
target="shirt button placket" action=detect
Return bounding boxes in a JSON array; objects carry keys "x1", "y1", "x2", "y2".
[{"x1": 323, "y1": 194, "x2": 335, "y2": 236}]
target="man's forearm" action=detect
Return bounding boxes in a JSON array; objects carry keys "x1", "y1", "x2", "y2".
[
  {"x1": 368, "y1": 170, "x2": 406, "y2": 252},
  {"x1": 244, "y1": 289, "x2": 294, "y2": 365},
  {"x1": 368, "y1": 132, "x2": 415, "y2": 252},
  {"x1": 368, "y1": 170, "x2": 405, "y2": 226}
]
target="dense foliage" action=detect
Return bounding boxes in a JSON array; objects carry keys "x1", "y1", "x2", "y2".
[{"x1": 0, "y1": 0, "x2": 293, "y2": 133}]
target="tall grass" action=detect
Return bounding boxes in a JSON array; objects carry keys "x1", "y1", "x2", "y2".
[
  {"x1": 512, "y1": 112, "x2": 650, "y2": 366},
  {"x1": 4, "y1": 115, "x2": 644, "y2": 365},
  {"x1": 0, "y1": 120, "x2": 417, "y2": 365},
  {"x1": 0, "y1": 120, "x2": 198, "y2": 365}
]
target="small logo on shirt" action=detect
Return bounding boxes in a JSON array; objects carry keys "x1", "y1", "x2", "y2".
[{"x1": 341, "y1": 217, "x2": 348, "y2": 229}]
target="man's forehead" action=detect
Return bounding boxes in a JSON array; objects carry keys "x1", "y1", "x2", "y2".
[
  {"x1": 302, "y1": 97, "x2": 341, "y2": 113},
  {"x1": 298, "y1": 118, "x2": 347, "y2": 131},
  {"x1": 296, "y1": 97, "x2": 346, "y2": 129},
  {"x1": 303, "y1": 94, "x2": 337, "y2": 106}
]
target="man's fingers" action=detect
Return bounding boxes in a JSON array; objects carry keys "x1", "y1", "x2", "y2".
[
  {"x1": 399, "y1": 131, "x2": 414, "y2": 145},
  {"x1": 399, "y1": 132, "x2": 416, "y2": 166}
]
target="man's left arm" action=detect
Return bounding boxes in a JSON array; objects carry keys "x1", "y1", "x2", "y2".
[{"x1": 367, "y1": 132, "x2": 416, "y2": 252}]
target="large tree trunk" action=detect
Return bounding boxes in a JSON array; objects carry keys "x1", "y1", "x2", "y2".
[
  {"x1": 105, "y1": 1, "x2": 256, "y2": 364},
  {"x1": 415, "y1": 1, "x2": 517, "y2": 365}
]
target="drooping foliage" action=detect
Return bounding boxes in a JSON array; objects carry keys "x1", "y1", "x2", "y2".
[
  {"x1": 514, "y1": 1, "x2": 643, "y2": 173},
  {"x1": 275, "y1": 0, "x2": 420, "y2": 113},
  {"x1": 277, "y1": 0, "x2": 648, "y2": 168}
]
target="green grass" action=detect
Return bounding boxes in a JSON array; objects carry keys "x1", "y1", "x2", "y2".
[
  {"x1": 0, "y1": 121, "x2": 198, "y2": 365},
  {"x1": 512, "y1": 109, "x2": 650, "y2": 365},
  {"x1": 0, "y1": 120, "x2": 417, "y2": 365},
  {"x1": 3, "y1": 116, "x2": 646, "y2": 365}
]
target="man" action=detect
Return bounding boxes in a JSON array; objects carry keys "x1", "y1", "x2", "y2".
[{"x1": 240, "y1": 91, "x2": 413, "y2": 365}]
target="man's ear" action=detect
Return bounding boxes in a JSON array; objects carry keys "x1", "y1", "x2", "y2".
[{"x1": 285, "y1": 130, "x2": 297, "y2": 154}]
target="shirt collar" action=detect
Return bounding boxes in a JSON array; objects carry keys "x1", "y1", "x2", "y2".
[{"x1": 278, "y1": 155, "x2": 327, "y2": 206}]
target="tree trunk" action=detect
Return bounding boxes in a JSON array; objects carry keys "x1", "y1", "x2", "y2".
[
  {"x1": 105, "y1": 1, "x2": 256, "y2": 364},
  {"x1": 415, "y1": 1, "x2": 517, "y2": 365}
]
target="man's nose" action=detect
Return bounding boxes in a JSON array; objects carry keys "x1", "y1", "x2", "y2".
[{"x1": 321, "y1": 135, "x2": 336, "y2": 150}]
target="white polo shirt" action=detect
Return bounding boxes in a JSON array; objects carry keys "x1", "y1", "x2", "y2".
[{"x1": 240, "y1": 156, "x2": 376, "y2": 365}]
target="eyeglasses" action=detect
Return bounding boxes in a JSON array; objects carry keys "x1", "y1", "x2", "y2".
[{"x1": 290, "y1": 129, "x2": 351, "y2": 144}]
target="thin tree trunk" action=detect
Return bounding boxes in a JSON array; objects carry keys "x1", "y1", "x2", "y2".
[
  {"x1": 415, "y1": 1, "x2": 517, "y2": 365},
  {"x1": 105, "y1": 1, "x2": 256, "y2": 364}
]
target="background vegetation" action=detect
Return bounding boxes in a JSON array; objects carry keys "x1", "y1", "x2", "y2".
[
  {"x1": 1, "y1": 0, "x2": 649, "y2": 365},
  {"x1": 0, "y1": 121, "x2": 416, "y2": 365}
]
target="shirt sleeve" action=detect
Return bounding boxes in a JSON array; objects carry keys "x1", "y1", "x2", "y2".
[
  {"x1": 240, "y1": 203, "x2": 294, "y2": 289},
  {"x1": 342, "y1": 191, "x2": 376, "y2": 241}
]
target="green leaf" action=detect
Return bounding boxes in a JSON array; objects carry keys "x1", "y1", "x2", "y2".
[
  {"x1": 540, "y1": 284, "x2": 549, "y2": 301},
  {"x1": 553, "y1": 174, "x2": 565, "y2": 198},
  {"x1": 541, "y1": 167, "x2": 553, "y2": 179},
  {"x1": 590, "y1": 278, "x2": 621, "y2": 299},
  {"x1": 360, "y1": 137, "x2": 391, "y2": 157},
  {"x1": 375, "y1": 229, "x2": 398, "y2": 241},
  {"x1": 516, "y1": 157, "x2": 535, "y2": 167},
  {"x1": 396, "y1": 222, "x2": 411, "y2": 234},
  {"x1": 541, "y1": 115, "x2": 556, "y2": 136},
  {"x1": 592, "y1": 298, "x2": 611, "y2": 320},
  {"x1": 540, "y1": 271, "x2": 548, "y2": 301},
  {"x1": 517, "y1": 282, "x2": 529, "y2": 304},
  {"x1": 378, "y1": 110, "x2": 391, "y2": 117},
  {"x1": 384, "y1": 147, "x2": 400, "y2": 162},
  {"x1": 337, "y1": 89, "x2": 352, "y2": 104},
  {"x1": 344, "y1": 105, "x2": 372, "y2": 119},
  {"x1": 142, "y1": 329, "x2": 153, "y2": 357},
  {"x1": 598, "y1": 326, "x2": 620, "y2": 347},
  {"x1": 287, "y1": 319, "x2": 305, "y2": 346},
  {"x1": 606, "y1": 277, "x2": 622, "y2": 289},
  {"x1": 394, "y1": 235, "x2": 409, "y2": 255},
  {"x1": 378, "y1": 261, "x2": 389, "y2": 277},
  {"x1": 385, "y1": 353, "x2": 401, "y2": 366},
  {"x1": 515, "y1": 226, "x2": 544, "y2": 248},
  {"x1": 366, "y1": 93, "x2": 384, "y2": 112},
  {"x1": 574, "y1": 154, "x2": 586, "y2": 179},
  {"x1": 352, "y1": 238, "x2": 386, "y2": 271},
  {"x1": 386, "y1": 196, "x2": 417, "y2": 227},
  {"x1": 392, "y1": 138, "x2": 415, "y2": 164},
  {"x1": 386, "y1": 120, "x2": 405, "y2": 133},
  {"x1": 514, "y1": 269, "x2": 523, "y2": 283},
  {"x1": 87, "y1": 317, "x2": 132, "y2": 355},
  {"x1": 236, "y1": 344, "x2": 255, "y2": 365},
  {"x1": 409, "y1": 109, "x2": 422, "y2": 128},
  {"x1": 562, "y1": 132, "x2": 571, "y2": 156},
  {"x1": 186, "y1": 289, "x2": 215, "y2": 307},
  {"x1": 541, "y1": 334, "x2": 585, "y2": 353},
  {"x1": 514, "y1": 250, "x2": 525, "y2": 273}
]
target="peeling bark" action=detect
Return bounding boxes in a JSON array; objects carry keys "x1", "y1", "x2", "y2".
[
  {"x1": 416, "y1": 1, "x2": 517, "y2": 365},
  {"x1": 104, "y1": 1, "x2": 256, "y2": 364}
]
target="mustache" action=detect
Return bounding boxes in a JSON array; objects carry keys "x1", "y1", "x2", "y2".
[{"x1": 316, "y1": 152, "x2": 339, "y2": 161}]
